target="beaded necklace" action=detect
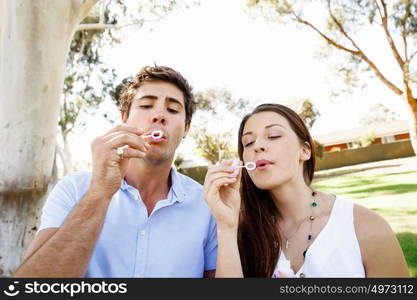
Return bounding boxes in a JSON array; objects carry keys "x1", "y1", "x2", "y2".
[
  {"x1": 303, "y1": 191, "x2": 317, "y2": 259},
  {"x1": 274, "y1": 190, "x2": 318, "y2": 260}
]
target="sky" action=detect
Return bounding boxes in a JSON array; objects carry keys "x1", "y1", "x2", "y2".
[{"x1": 67, "y1": 0, "x2": 410, "y2": 169}]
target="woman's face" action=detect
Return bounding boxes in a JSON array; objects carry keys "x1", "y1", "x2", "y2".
[{"x1": 241, "y1": 111, "x2": 310, "y2": 190}]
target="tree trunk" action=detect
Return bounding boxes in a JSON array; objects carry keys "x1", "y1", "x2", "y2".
[
  {"x1": 57, "y1": 134, "x2": 74, "y2": 176},
  {"x1": 406, "y1": 95, "x2": 417, "y2": 156},
  {"x1": 63, "y1": 135, "x2": 74, "y2": 175},
  {"x1": 0, "y1": 161, "x2": 57, "y2": 277},
  {"x1": 0, "y1": 0, "x2": 98, "y2": 276}
]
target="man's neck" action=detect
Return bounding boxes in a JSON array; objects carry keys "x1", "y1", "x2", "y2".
[{"x1": 124, "y1": 158, "x2": 173, "y2": 215}]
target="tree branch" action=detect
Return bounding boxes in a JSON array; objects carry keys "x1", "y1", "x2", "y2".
[
  {"x1": 378, "y1": 0, "x2": 405, "y2": 69},
  {"x1": 99, "y1": 0, "x2": 106, "y2": 25},
  {"x1": 291, "y1": 12, "x2": 359, "y2": 55},
  {"x1": 410, "y1": 48, "x2": 417, "y2": 62},
  {"x1": 402, "y1": 26, "x2": 408, "y2": 62},
  {"x1": 401, "y1": 1, "x2": 410, "y2": 61},
  {"x1": 77, "y1": 0, "x2": 100, "y2": 21},
  {"x1": 76, "y1": 20, "x2": 146, "y2": 31},
  {"x1": 327, "y1": 1, "x2": 363, "y2": 53},
  {"x1": 374, "y1": 0, "x2": 383, "y2": 19},
  {"x1": 292, "y1": 8, "x2": 403, "y2": 96},
  {"x1": 78, "y1": 31, "x2": 86, "y2": 57},
  {"x1": 326, "y1": 1, "x2": 403, "y2": 95},
  {"x1": 357, "y1": 51, "x2": 403, "y2": 95}
]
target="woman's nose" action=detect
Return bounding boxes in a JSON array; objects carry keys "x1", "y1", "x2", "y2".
[{"x1": 254, "y1": 142, "x2": 267, "y2": 153}]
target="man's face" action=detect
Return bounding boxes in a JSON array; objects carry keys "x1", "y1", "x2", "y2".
[{"x1": 122, "y1": 81, "x2": 189, "y2": 165}]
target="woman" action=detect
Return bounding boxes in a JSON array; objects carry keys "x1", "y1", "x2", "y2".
[{"x1": 204, "y1": 103, "x2": 409, "y2": 278}]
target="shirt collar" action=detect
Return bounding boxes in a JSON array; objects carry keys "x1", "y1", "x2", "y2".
[
  {"x1": 120, "y1": 166, "x2": 186, "y2": 203},
  {"x1": 170, "y1": 166, "x2": 186, "y2": 203}
]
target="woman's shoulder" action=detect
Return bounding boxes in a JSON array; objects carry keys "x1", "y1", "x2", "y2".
[
  {"x1": 314, "y1": 192, "x2": 394, "y2": 237},
  {"x1": 352, "y1": 202, "x2": 400, "y2": 264},
  {"x1": 351, "y1": 202, "x2": 409, "y2": 277},
  {"x1": 353, "y1": 203, "x2": 393, "y2": 237},
  {"x1": 319, "y1": 194, "x2": 395, "y2": 243}
]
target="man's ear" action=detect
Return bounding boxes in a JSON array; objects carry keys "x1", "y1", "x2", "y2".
[
  {"x1": 300, "y1": 141, "x2": 312, "y2": 161},
  {"x1": 121, "y1": 111, "x2": 128, "y2": 123},
  {"x1": 183, "y1": 123, "x2": 190, "y2": 138}
]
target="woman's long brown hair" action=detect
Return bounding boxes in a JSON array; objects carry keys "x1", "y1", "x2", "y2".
[{"x1": 237, "y1": 103, "x2": 316, "y2": 277}]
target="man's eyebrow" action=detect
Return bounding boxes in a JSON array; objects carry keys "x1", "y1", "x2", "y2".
[
  {"x1": 242, "y1": 124, "x2": 285, "y2": 137},
  {"x1": 166, "y1": 97, "x2": 184, "y2": 107},
  {"x1": 138, "y1": 95, "x2": 158, "y2": 100}
]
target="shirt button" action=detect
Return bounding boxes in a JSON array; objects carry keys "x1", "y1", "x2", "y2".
[
  {"x1": 299, "y1": 273, "x2": 306, "y2": 278},
  {"x1": 140, "y1": 230, "x2": 146, "y2": 236}
]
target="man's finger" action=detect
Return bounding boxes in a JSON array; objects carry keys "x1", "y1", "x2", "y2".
[{"x1": 107, "y1": 133, "x2": 150, "y2": 153}]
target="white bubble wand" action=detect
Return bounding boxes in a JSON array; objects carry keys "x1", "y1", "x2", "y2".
[
  {"x1": 116, "y1": 130, "x2": 164, "y2": 159},
  {"x1": 234, "y1": 161, "x2": 256, "y2": 171}
]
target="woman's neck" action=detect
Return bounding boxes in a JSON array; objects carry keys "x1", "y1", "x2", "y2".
[{"x1": 269, "y1": 177, "x2": 314, "y2": 225}]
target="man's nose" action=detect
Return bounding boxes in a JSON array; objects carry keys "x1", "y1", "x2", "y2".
[{"x1": 152, "y1": 113, "x2": 166, "y2": 125}]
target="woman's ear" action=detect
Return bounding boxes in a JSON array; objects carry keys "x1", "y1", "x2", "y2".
[
  {"x1": 183, "y1": 122, "x2": 190, "y2": 138},
  {"x1": 300, "y1": 142, "x2": 312, "y2": 161}
]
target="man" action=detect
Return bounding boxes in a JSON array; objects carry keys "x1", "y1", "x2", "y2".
[{"x1": 13, "y1": 66, "x2": 217, "y2": 277}]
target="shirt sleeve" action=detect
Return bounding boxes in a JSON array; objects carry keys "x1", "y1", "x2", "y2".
[
  {"x1": 204, "y1": 215, "x2": 218, "y2": 271},
  {"x1": 38, "y1": 173, "x2": 79, "y2": 232}
]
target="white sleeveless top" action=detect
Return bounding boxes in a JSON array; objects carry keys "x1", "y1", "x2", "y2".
[{"x1": 273, "y1": 196, "x2": 366, "y2": 278}]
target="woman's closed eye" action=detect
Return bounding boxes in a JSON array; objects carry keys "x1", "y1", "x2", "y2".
[
  {"x1": 243, "y1": 141, "x2": 254, "y2": 147},
  {"x1": 269, "y1": 135, "x2": 282, "y2": 139}
]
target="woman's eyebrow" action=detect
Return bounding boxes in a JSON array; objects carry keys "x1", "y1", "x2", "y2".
[
  {"x1": 243, "y1": 123, "x2": 286, "y2": 137},
  {"x1": 265, "y1": 123, "x2": 285, "y2": 129},
  {"x1": 242, "y1": 131, "x2": 253, "y2": 137}
]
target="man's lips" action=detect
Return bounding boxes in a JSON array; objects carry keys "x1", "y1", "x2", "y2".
[
  {"x1": 143, "y1": 130, "x2": 167, "y2": 142},
  {"x1": 256, "y1": 159, "x2": 274, "y2": 169},
  {"x1": 146, "y1": 136, "x2": 167, "y2": 143}
]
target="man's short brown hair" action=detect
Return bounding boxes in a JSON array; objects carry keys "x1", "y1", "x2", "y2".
[{"x1": 119, "y1": 66, "x2": 196, "y2": 125}]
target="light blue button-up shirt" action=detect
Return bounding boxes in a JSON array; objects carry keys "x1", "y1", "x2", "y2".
[{"x1": 39, "y1": 167, "x2": 217, "y2": 277}]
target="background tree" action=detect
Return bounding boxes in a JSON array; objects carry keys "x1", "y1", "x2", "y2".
[
  {"x1": 191, "y1": 87, "x2": 252, "y2": 164},
  {"x1": 0, "y1": 0, "x2": 99, "y2": 277},
  {"x1": 110, "y1": 76, "x2": 134, "y2": 106},
  {"x1": 58, "y1": 19, "x2": 117, "y2": 175},
  {"x1": 174, "y1": 154, "x2": 185, "y2": 172},
  {"x1": 194, "y1": 129, "x2": 237, "y2": 164},
  {"x1": 359, "y1": 102, "x2": 400, "y2": 126},
  {"x1": 298, "y1": 98, "x2": 321, "y2": 130},
  {"x1": 248, "y1": 0, "x2": 417, "y2": 155},
  {"x1": 313, "y1": 139, "x2": 325, "y2": 159},
  {"x1": 57, "y1": 0, "x2": 197, "y2": 176},
  {"x1": 358, "y1": 132, "x2": 377, "y2": 147},
  {"x1": 283, "y1": 97, "x2": 320, "y2": 130},
  {"x1": 0, "y1": 0, "x2": 195, "y2": 276}
]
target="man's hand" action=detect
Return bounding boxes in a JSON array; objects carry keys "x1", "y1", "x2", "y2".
[{"x1": 89, "y1": 125, "x2": 150, "y2": 198}]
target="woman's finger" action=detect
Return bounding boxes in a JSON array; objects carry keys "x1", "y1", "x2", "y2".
[{"x1": 205, "y1": 176, "x2": 238, "y2": 205}]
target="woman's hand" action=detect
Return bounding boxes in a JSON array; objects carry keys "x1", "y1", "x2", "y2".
[{"x1": 203, "y1": 159, "x2": 242, "y2": 230}]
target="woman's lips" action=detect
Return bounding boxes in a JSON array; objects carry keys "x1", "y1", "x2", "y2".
[{"x1": 256, "y1": 160, "x2": 273, "y2": 170}]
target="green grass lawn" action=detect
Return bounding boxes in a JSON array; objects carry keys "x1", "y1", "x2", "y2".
[{"x1": 313, "y1": 169, "x2": 417, "y2": 277}]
